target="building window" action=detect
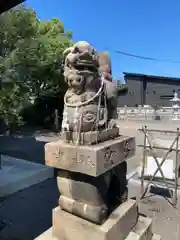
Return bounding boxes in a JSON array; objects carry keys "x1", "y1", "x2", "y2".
[
  {"x1": 173, "y1": 89, "x2": 176, "y2": 93},
  {"x1": 160, "y1": 95, "x2": 174, "y2": 99},
  {"x1": 152, "y1": 90, "x2": 156, "y2": 94}
]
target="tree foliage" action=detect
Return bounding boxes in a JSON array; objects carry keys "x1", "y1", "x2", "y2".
[
  {"x1": 0, "y1": 4, "x2": 73, "y2": 128},
  {"x1": 117, "y1": 84, "x2": 128, "y2": 96}
]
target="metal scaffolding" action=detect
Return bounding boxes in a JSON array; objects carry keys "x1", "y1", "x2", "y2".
[{"x1": 138, "y1": 126, "x2": 180, "y2": 206}]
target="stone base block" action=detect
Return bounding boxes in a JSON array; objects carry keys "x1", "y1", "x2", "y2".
[
  {"x1": 33, "y1": 228, "x2": 161, "y2": 240},
  {"x1": 125, "y1": 216, "x2": 152, "y2": 240},
  {"x1": 52, "y1": 199, "x2": 138, "y2": 240},
  {"x1": 0, "y1": 155, "x2": 54, "y2": 197},
  {"x1": 34, "y1": 228, "x2": 56, "y2": 240},
  {"x1": 56, "y1": 161, "x2": 128, "y2": 224},
  {"x1": 61, "y1": 128, "x2": 120, "y2": 145},
  {"x1": 152, "y1": 234, "x2": 161, "y2": 240},
  {"x1": 45, "y1": 135, "x2": 135, "y2": 176}
]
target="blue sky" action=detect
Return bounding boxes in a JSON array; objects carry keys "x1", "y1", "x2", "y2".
[{"x1": 26, "y1": 0, "x2": 180, "y2": 81}]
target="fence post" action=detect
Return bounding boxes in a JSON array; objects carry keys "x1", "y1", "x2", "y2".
[
  {"x1": 54, "y1": 109, "x2": 59, "y2": 132},
  {"x1": 141, "y1": 125, "x2": 147, "y2": 196},
  {"x1": 124, "y1": 105, "x2": 127, "y2": 119},
  {"x1": 173, "y1": 128, "x2": 179, "y2": 205}
]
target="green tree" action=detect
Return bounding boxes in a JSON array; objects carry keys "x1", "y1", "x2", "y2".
[
  {"x1": 0, "y1": 5, "x2": 73, "y2": 129},
  {"x1": 116, "y1": 82, "x2": 128, "y2": 96}
]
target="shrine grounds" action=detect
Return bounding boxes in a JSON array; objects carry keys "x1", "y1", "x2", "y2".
[{"x1": 1, "y1": 120, "x2": 180, "y2": 239}]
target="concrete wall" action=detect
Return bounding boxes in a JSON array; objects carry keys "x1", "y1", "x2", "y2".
[
  {"x1": 146, "y1": 79, "x2": 180, "y2": 106},
  {"x1": 117, "y1": 77, "x2": 143, "y2": 107},
  {"x1": 117, "y1": 75, "x2": 180, "y2": 107}
]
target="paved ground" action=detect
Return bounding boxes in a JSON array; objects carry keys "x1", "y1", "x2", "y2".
[
  {"x1": 139, "y1": 196, "x2": 180, "y2": 240},
  {"x1": 1, "y1": 120, "x2": 180, "y2": 240},
  {"x1": 0, "y1": 129, "x2": 60, "y2": 165},
  {"x1": 122, "y1": 120, "x2": 180, "y2": 240},
  {"x1": 0, "y1": 178, "x2": 59, "y2": 240},
  {"x1": 118, "y1": 120, "x2": 180, "y2": 172}
]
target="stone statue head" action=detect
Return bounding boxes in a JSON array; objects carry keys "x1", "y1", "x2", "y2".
[{"x1": 63, "y1": 41, "x2": 99, "y2": 94}]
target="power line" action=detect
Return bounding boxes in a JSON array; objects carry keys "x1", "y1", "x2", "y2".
[
  {"x1": 95, "y1": 43, "x2": 180, "y2": 64},
  {"x1": 113, "y1": 50, "x2": 180, "y2": 64}
]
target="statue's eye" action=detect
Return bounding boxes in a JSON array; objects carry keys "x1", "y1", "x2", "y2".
[{"x1": 73, "y1": 46, "x2": 79, "y2": 53}]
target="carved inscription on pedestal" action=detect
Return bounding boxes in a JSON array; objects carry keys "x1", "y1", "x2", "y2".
[
  {"x1": 104, "y1": 147, "x2": 116, "y2": 169},
  {"x1": 53, "y1": 149, "x2": 95, "y2": 168},
  {"x1": 123, "y1": 140, "x2": 131, "y2": 158},
  {"x1": 52, "y1": 149, "x2": 64, "y2": 160},
  {"x1": 72, "y1": 153, "x2": 95, "y2": 168}
]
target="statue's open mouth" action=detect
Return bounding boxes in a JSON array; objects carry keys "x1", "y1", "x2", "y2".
[
  {"x1": 67, "y1": 51, "x2": 98, "y2": 73},
  {"x1": 71, "y1": 61, "x2": 98, "y2": 74}
]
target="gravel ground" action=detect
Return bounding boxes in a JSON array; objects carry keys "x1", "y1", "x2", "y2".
[
  {"x1": 123, "y1": 120, "x2": 180, "y2": 240},
  {"x1": 139, "y1": 195, "x2": 180, "y2": 240}
]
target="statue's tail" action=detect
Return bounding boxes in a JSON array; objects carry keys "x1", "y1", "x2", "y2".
[{"x1": 98, "y1": 52, "x2": 112, "y2": 82}]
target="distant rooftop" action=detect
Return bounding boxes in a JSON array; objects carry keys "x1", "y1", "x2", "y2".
[{"x1": 123, "y1": 72, "x2": 180, "y2": 82}]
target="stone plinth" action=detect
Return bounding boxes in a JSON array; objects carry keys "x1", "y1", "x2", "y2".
[
  {"x1": 52, "y1": 199, "x2": 138, "y2": 240},
  {"x1": 45, "y1": 136, "x2": 135, "y2": 177},
  {"x1": 56, "y1": 161, "x2": 128, "y2": 224},
  {"x1": 61, "y1": 127, "x2": 120, "y2": 145},
  {"x1": 34, "y1": 214, "x2": 162, "y2": 240}
]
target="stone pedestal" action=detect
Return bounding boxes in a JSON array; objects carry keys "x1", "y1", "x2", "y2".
[
  {"x1": 34, "y1": 41, "x2": 162, "y2": 240},
  {"x1": 45, "y1": 136, "x2": 135, "y2": 224},
  {"x1": 37, "y1": 135, "x2": 162, "y2": 240}
]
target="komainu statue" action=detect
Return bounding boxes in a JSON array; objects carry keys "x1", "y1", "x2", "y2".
[
  {"x1": 43, "y1": 41, "x2": 159, "y2": 240},
  {"x1": 61, "y1": 41, "x2": 119, "y2": 145},
  {"x1": 45, "y1": 41, "x2": 136, "y2": 227}
]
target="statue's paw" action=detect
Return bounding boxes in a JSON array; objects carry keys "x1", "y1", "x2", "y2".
[{"x1": 108, "y1": 119, "x2": 117, "y2": 129}]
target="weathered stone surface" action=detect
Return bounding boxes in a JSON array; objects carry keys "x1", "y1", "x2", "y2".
[
  {"x1": 62, "y1": 41, "x2": 118, "y2": 141},
  {"x1": 126, "y1": 216, "x2": 152, "y2": 240},
  {"x1": 33, "y1": 227, "x2": 161, "y2": 240},
  {"x1": 60, "y1": 127, "x2": 119, "y2": 145},
  {"x1": 45, "y1": 135, "x2": 135, "y2": 176},
  {"x1": 133, "y1": 216, "x2": 152, "y2": 240},
  {"x1": 59, "y1": 195, "x2": 107, "y2": 224},
  {"x1": 34, "y1": 228, "x2": 57, "y2": 240},
  {"x1": 53, "y1": 199, "x2": 138, "y2": 240},
  {"x1": 125, "y1": 232, "x2": 140, "y2": 240},
  {"x1": 56, "y1": 161, "x2": 128, "y2": 224},
  {"x1": 152, "y1": 234, "x2": 162, "y2": 240}
]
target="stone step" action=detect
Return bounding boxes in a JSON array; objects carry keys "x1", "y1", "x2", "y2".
[
  {"x1": 34, "y1": 221, "x2": 161, "y2": 240},
  {"x1": 125, "y1": 232, "x2": 141, "y2": 239},
  {"x1": 35, "y1": 199, "x2": 138, "y2": 240},
  {"x1": 152, "y1": 234, "x2": 162, "y2": 240},
  {"x1": 34, "y1": 206, "x2": 162, "y2": 240},
  {"x1": 53, "y1": 199, "x2": 138, "y2": 240},
  {"x1": 34, "y1": 227, "x2": 56, "y2": 240},
  {"x1": 125, "y1": 216, "x2": 153, "y2": 240},
  {"x1": 34, "y1": 228, "x2": 162, "y2": 240}
]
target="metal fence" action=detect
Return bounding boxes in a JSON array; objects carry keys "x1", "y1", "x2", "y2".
[{"x1": 117, "y1": 106, "x2": 179, "y2": 121}]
